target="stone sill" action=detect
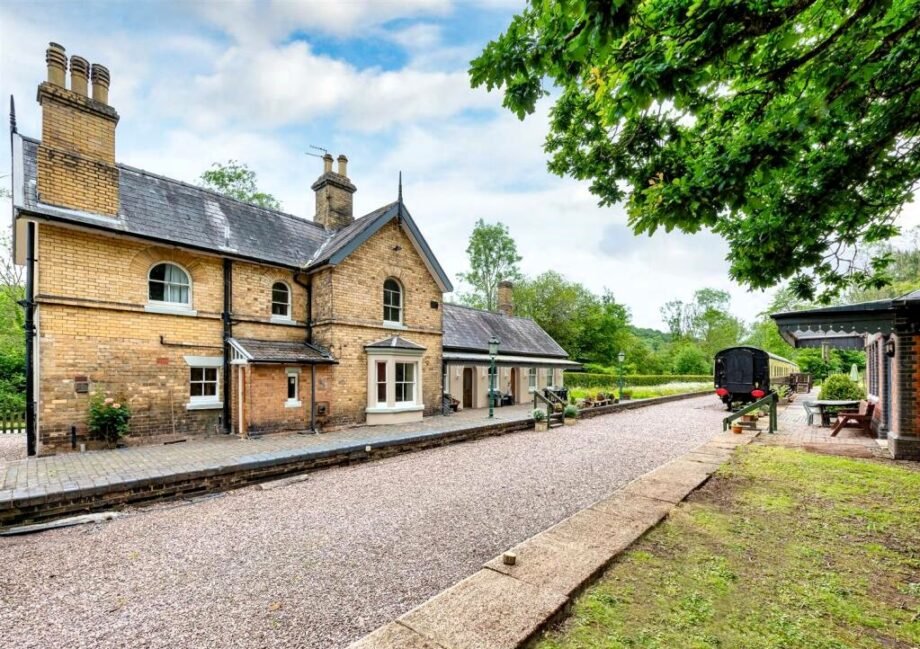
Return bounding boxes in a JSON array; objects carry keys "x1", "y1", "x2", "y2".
[
  {"x1": 365, "y1": 405, "x2": 424, "y2": 414},
  {"x1": 145, "y1": 303, "x2": 197, "y2": 317},
  {"x1": 186, "y1": 401, "x2": 222, "y2": 411}
]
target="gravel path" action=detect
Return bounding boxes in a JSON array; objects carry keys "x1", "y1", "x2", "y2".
[
  {"x1": 0, "y1": 434, "x2": 25, "y2": 464},
  {"x1": 0, "y1": 396, "x2": 724, "y2": 649}
]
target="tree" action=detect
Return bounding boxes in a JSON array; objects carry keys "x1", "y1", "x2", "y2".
[
  {"x1": 845, "y1": 227, "x2": 920, "y2": 301},
  {"x1": 199, "y1": 160, "x2": 282, "y2": 210},
  {"x1": 471, "y1": 1, "x2": 920, "y2": 302},
  {"x1": 456, "y1": 219, "x2": 522, "y2": 310},
  {"x1": 659, "y1": 289, "x2": 744, "y2": 358},
  {"x1": 672, "y1": 344, "x2": 710, "y2": 375},
  {"x1": 513, "y1": 272, "x2": 631, "y2": 364}
]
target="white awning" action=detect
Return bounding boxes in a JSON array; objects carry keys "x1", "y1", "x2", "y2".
[{"x1": 443, "y1": 352, "x2": 581, "y2": 369}]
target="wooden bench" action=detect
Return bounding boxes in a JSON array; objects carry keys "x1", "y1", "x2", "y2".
[{"x1": 831, "y1": 400, "x2": 875, "y2": 437}]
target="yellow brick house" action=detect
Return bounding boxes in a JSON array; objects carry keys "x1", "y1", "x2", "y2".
[{"x1": 10, "y1": 43, "x2": 578, "y2": 455}]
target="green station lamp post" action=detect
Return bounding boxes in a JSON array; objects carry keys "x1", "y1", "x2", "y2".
[
  {"x1": 488, "y1": 336, "x2": 500, "y2": 418},
  {"x1": 617, "y1": 350, "x2": 626, "y2": 401}
]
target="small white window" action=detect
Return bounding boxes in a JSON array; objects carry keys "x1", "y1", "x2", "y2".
[
  {"x1": 190, "y1": 367, "x2": 219, "y2": 402},
  {"x1": 383, "y1": 278, "x2": 402, "y2": 324},
  {"x1": 285, "y1": 368, "x2": 301, "y2": 407},
  {"x1": 545, "y1": 367, "x2": 554, "y2": 386},
  {"x1": 272, "y1": 282, "x2": 291, "y2": 319},
  {"x1": 376, "y1": 361, "x2": 387, "y2": 405},
  {"x1": 395, "y1": 362, "x2": 415, "y2": 403},
  {"x1": 528, "y1": 368, "x2": 537, "y2": 392},
  {"x1": 443, "y1": 365, "x2": 450, "y2": 394},
  {"x1": 149, "y1": 263, "x2": 190, "y2": 305}
]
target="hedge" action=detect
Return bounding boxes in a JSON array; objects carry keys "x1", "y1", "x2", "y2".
[{"x1": 563, "y1": 372, "x2": 711, "y2": 388}]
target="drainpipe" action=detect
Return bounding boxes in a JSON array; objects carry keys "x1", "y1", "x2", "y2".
[
  {"x1": 23, "y1": 221, "x2": 36, "y2": 456},
  {"x1": 293, "y1": 270, "x2": 316, "y2": 432},
  {"x1": 222, "y1": 258, "x2": 232, "y2": 434}
]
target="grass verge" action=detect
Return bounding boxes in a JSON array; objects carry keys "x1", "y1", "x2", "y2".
[{"x1": 537, "y1": 446, "x2": 920, "y2": 649}]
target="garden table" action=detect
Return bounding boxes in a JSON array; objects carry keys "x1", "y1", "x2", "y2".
[{"x1": 811, "y1": 400, "x2": 861, "y2": 427}]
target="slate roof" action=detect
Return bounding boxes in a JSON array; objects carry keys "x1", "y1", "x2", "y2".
[
  {"x1": 365, "y1": 336, "x2": 426, "y2": 350},
  {"x1": 229, "y1": 338, "x2": 336, "y2": 364},
  {"x1": 15, "y1": 135, "x2": 453, "y2": 291},
  {"x1": 442, "y1": 303, "x2": 568, "y2": 358}
]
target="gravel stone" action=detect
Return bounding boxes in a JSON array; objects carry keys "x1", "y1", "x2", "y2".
[{"x1": 0, "y1": 396, "x2": 724, "y2": 649}]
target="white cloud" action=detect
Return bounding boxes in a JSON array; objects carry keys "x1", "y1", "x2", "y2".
[{"x1": 196, "y1": 0, "x2": 453, "y2": 44}]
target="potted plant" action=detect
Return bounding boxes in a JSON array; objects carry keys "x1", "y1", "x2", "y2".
[
  {"x1": 620, "y1": 390, "x2": 632, "y2": 401},
  {"x1": 532, "y1": 408, "x2": 548, "y2": 432},
  {"x1": 88, "y1": 392, "x2": 132, "y2": 447},
  {"x1": 731, "y1": 421, "x2": 743, "y2": 434},
  {"x1": 563, "y1": 404, "x2": 578, "y2": 426}
]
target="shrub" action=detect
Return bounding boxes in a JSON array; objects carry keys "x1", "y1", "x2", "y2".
[
  {"x1": 87, "y1": 393, "x2": 132, "y2": 443},
  {"x1": 564, "y1": 404, "x2": 578, "y2": 418},
  {"x1": 819, "y1": 374, "x2": 866, "y2": 401},
  {"x1": 532, "y1": 408, "x2": 546, "y2": 421},
  {"x1": 564, "y1": 373, "x2": 710, "y2": 388}
]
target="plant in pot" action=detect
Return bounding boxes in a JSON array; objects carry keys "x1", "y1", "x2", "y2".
[
  {"x1": 88, "y1": 392, "x2": 132, "y2": 447},
  {"x1": 731, "y1": 421, "x2": 743, "y2": 434},
  {"x1": 532, "y1": 408, "x2": 548, "y2": 432},
  {"x1": 563, "y1": 404, "x2": 578, "y2": 426}
]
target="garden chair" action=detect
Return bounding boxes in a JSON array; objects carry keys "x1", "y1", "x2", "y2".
[
  {"x1": 830, "y1": 400, "x2": 875, "y2": 437},
  {"x1": 802, "y1": 401, "x2": 819, "y2": 426}
]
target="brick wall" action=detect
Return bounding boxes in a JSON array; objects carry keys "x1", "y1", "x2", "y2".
[
  {"x1": 36, "y1": 82, "x2": 119, "y2": 216},
  {"x1": 34, "y1": 224, "x2": 319, "y2": 451},
  {"x1": 312, "y1": 220, "x2": 444, "y2": 425}
]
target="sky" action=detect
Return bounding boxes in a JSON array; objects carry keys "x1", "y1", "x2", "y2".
[{"x1": 1, "y1": 0, "x2": 917, "y2": 330}]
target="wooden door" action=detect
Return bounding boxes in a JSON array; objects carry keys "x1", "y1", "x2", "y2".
[
  {"x1": 510, "y1": 368, "x2": 519, "y2": 403},
  {"x1": 463, "y1": 367, "x2": 474, "y2": 408}
]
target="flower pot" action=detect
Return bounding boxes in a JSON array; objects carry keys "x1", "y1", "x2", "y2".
[
  {"x1": 564, "y1": 417, "x2": 576, "y2": 426},
  {"x1": 535, "y1": 420, "x2": 548, "y2": 432},
  {"x1": 731, "y1": 423, "x2": 743, "y2": 434}
]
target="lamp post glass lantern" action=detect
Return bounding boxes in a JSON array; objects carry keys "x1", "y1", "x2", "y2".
[
  {"x1": 617, "y1": 351, "x2": 626, "y2": 401},
  {"x1": 488, "y1": 336, "x2": 500, "y2": 418}
]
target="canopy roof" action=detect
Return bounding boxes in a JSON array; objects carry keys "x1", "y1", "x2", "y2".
[{"x1": 771, "y1": 290, "x2": 920, "y2": 348}]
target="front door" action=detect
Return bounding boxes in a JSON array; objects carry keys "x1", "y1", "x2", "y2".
[
  {"x1": 510, "y1": 368, "x2": 519, "y2": 404},
  {"x1": 463, "y1": 367, "x2": 474, "y2": 408}
]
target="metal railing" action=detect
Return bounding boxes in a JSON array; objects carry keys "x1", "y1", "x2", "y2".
[
  {"x1": 0, "y1": 409, "x2": 26, "y2": 434},
  {"x1": 722, "y1": 392, "x2": 778, "y2": 434}
]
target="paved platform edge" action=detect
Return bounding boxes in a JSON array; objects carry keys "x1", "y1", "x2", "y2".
[
  {"x1": 0, "y1": 391, "x2": 707, "y2": 529},
  {"x1": 346, "y1": 428, "x2": 758, "y2": 649}
]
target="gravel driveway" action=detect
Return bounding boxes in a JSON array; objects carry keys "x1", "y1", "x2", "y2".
[{"x1": 0, "y1": 396, "x2": 724, "y2": 649}]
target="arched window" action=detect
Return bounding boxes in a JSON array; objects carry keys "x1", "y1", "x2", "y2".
[
  {"x1": 383, "y1": 278, "x2": 402, "y2": 324},
  {"x1": 148, "y1": 263, "x2": 190, "y2": 305},
  {"x1": 271, "y1": 282, "x2": 291, "y2": 318}
]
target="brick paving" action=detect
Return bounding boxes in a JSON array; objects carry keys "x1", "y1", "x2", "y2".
[
  {"x1": 0, "y1": 405, "x2": 535, "y2": 510},
  {"x1": 765, "y1": 391, "x2": 886, "y2": 457}
]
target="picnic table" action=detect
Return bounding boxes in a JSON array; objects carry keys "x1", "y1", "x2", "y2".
[{"x1": 806, "y1": 400, "x2": 861, "y2": 427}]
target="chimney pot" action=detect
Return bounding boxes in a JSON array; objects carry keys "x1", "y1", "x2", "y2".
[
  {"x1": 69, "y1": 56, "x2": 89, "y2": 96},
  {"x1": 337, "y1": 154, "x2": 348, "y2": 177},
  {"x1": 45, "y1": 42, "x2": 67, "y2": 87},
  {"x1": 323, "y1": 153, "x2": 333, "y2": 174},
  {"x1": 498, "y1": 280, "x2": 514, "y2": 317},
  {"x1": 90, "y1": 63, "x2": 111, "y2": 104}
]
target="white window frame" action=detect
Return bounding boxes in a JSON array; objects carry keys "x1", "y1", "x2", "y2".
[
  {"x1": 443, "y1": 364, "x2": 450, "y2": 395},
  {"x1": 375, "y1": 361, "x2": 388, "y2": 406},
  {"x1": 271, "y1": 281, "x2": 292, "y2": 322},
  {"x1": 147, "y1": 262, "x2": 193, "y2": 314},
  {"x1": 185, "y1": 356, "x2": 222, "y2": 410},
  {"x1": 366, "y1": 349, "x2": 424, "y2": 416},
  {"x1": 395, "y1": 362, "x2": 416, "y2": 403},
  {"x1": 383, "y1": 278, "x2": 403, "y2": 327},
  {"x1": 528, "y1": 367, "x2": 537, "y2": 392},
  {"x1": 544, "y1": 367, "x2": 554, "y2": 387},
  {"x1": 285, "y1": 368, "x2": 301, "y2": 407}
]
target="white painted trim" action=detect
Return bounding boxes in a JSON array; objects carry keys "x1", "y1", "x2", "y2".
[
  {"x1": 12, "y1": 133, "x2": 24, "y2": 208},
  {"x1": 145, "y1": 303, "x2": 197, "y2": 317},
  {"x1": 184, "y1": 356, "x2": 223, "y2": 367},
  {"x1": 284, "y1": 400, "x2": 303, "y2": 408},
  {"x1": 382, "y1": 321, "x2": 407, "y2": 330},
  {"x1": 365, "y1": 405, "x2": 424, "y2": 414},
  {"x1": 270, "y1": 315, "x2": 298, "y2": 325},
  {"x1": 186, "y1": 400, "x2": 223, "y2": 411}
]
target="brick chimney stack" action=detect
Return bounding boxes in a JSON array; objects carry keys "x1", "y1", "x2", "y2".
[
  {"x1": 498, "y1": 280, "x2": 514, "y2": 317},
  {"x1": 312, "y1": 153, "x2": 356, "y2": 230},
  {"x1": 36, "y1": 42, "x2": 120, "y2": 216}
]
